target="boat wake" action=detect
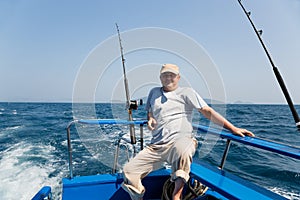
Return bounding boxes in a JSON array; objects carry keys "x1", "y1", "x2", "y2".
[{"x1": 0, "y1": 142, "x2": 64, "y2": 200}]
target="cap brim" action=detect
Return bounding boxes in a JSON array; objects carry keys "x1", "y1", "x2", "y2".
[{"x1": 160, "y1": 69, "x2": 179, "y2": 74}]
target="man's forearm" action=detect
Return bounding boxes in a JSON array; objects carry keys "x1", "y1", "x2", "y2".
[{"x1": 199, "y1": 106, "x2": 237, "y2": 132}]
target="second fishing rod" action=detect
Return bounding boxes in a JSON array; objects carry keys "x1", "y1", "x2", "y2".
[{"x1": 238, "y1": 0, "x2": 300, "y2": 129}]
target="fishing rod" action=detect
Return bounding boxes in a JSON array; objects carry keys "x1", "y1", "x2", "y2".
[
  {"x1": 116, "y1": 23, "x2": 137, "y2": 144},
  {"x1": 237, "y1": 0, "x2": 300, "y2": 129}
]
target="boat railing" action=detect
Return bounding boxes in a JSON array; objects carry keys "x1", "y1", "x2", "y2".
[
  {"x1": 31, "y1": 186, "x2": 52, "y2": 200},
  {"x1": 66, "y1": 119, "x2": 300, "y2": 179},
  {"x1": 193, "y1": 124, "x2": 300, "y2": 169},
  {"x1": 66, "y1": 119, "x2": 148, "y2": 179}
]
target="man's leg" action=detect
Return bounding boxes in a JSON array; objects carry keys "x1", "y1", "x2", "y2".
[
  {"x1": 122, "y1": 145, "x2": 164, "y2": 200},
  {"x1": 168, "y1": 136, "x2": 198, "y2": 199},
  {"x1": 172, "y1": 178, "x2": 185, "y2": 200}
]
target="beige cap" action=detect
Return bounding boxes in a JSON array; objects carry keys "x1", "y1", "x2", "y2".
[{"x1": 160, "y1": 64, "x2": 179, "y2": 75}]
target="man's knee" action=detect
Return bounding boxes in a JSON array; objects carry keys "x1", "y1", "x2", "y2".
[{"x1": 174, "y1": 137, "x2": 196, "y2": 157}]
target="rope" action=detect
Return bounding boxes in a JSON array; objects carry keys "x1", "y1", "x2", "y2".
[{"x1": 161, "y1": 177, "x2": 208, "y2": 200}]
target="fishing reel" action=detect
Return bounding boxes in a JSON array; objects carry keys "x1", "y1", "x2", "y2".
[{"x1": 129, "y1": 99, "x2": 143, "y2": 110}]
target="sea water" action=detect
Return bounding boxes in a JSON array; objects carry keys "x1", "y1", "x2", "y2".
[{"x1": 0, "y1": 102, "x2": 299, "y2": 199}]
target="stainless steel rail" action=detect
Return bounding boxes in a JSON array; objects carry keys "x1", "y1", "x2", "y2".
[{"x1": 66, "y1": 119, "x2": 147, "y2": 179}]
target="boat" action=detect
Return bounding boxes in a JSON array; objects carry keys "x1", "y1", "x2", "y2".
[
  {"x1": 32, "y1": 1, "x2": 300, "y2": 199},
  {"x1": 32, "y1": 119, "x2": 300, "y2": 200}
]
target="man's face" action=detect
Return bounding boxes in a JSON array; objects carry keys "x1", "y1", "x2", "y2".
[{"x1": 160, "y1": 72, "x2": 180, "y2": 92}]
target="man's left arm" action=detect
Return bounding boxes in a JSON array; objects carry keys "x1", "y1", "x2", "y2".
[{"x1": 198, "y1": 106, "x2": 255, "y2": 137}]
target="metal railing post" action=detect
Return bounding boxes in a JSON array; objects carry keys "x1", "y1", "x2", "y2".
[
  {"x1": 219, "y1": 139, "x2": 232, "y2": 169},
  {"x1": 66, "y1": 121, "x2": 76, "y2": 179},
  {"x1": 140, "y1": 124, "x2": 144, "y2": 150}
]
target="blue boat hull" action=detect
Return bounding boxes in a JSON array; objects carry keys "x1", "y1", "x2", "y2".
[
  {"x1": 62, "y1": 169, "x2": 170, "y2": 200},
  {"x1": 59, "y1": 160, "x2": 287, "y2": 200}
]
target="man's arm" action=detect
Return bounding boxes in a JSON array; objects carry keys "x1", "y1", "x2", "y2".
[{"x1": 199, "y1": 106, "x2": 255, "y2": 137}]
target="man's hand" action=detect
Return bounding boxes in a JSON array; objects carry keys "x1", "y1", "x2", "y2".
[
  {"x1": 232, "y1": 127, "x2": 255, "y2": 137},
  {"x1": 147, "y1": 117, "x2": 157, "y2": 131}
]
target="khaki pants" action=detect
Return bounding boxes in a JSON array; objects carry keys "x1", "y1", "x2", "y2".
[{"x1": 122, "y1": 136, "x2": 197, "y2": 200}]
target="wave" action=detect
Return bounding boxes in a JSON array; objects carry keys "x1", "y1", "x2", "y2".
[{"x1": 269, "y1": 187, "x2": 300, "y2": 200}]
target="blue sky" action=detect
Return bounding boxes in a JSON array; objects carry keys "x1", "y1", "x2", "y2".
[{"x1": 0, "y1": 0, "x2": 299, "y2": 104}]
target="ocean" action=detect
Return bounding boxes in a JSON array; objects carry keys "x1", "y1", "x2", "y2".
[{"x1": 0, "y1": 102, "x2": 299, "y2": 200}]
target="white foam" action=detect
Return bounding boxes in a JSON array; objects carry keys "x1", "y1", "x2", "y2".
[
  {"x1": 5, "y1": 126, "x2": 22, "y2": 130},
  {"x1": 0, "y1": 126, "x2": 22, "y2": 138},
  {"x1": 269, "y1": 187, "x2": 300, "y2": 200},
  {"x1": 0, "y1": 142, "x2": 63, "y2": 200}
]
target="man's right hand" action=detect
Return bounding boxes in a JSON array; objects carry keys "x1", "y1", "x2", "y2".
[{"x1": 147, "y1": 117, "x2": 157, "y2": 131}]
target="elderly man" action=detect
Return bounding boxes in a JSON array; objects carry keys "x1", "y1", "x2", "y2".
[{"x1": 122, "y1": 64, "x2": 254, "y2": 200}]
